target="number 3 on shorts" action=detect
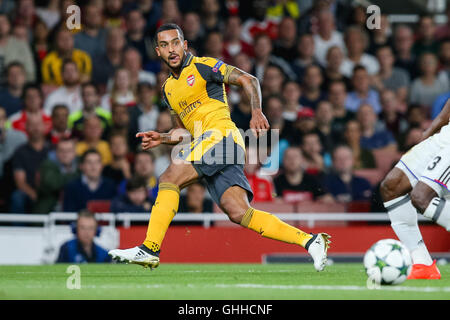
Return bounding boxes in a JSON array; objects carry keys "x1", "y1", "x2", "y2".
[{"x1": 427, "y1": 156, "x2": 441, "y2": 171}]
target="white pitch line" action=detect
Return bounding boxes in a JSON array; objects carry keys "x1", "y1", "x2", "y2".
[{"x1": 215, "y1": 283, "x2": 450, "y2": 293}]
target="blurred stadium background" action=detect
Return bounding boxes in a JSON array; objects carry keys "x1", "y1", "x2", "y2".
[{"x1": 0, "y1": 0, "x2": 449, "y2": 266}]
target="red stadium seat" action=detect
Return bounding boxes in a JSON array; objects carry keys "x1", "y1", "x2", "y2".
[
  {"x1": 354, "y1": 169, "x2": 385, "y2": 186},
  {"x1": 373, "y1": 149, "x2": 401, "y2": 174},
  {"x1": 87, "y1": 200, "x2": 111, "y2": 213}
]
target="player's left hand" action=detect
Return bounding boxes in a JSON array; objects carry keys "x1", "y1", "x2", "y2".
[{"x1": 250, "y1": 109, "x2": 270, "y2": 138}]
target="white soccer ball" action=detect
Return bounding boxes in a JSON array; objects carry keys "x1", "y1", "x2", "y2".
[{"x1": 363, "y1": 239, "x2": 412, "y2": 285}]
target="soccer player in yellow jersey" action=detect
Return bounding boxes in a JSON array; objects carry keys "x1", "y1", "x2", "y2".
[{"x1": 109, "y1": 24, "x2": 331, "y2": 271}]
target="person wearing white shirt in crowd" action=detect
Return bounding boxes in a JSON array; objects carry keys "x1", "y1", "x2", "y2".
[
  {"x1": 101, "y1": 68, "x2": 137, "y2": 112},
  {"x1": 313, "y1": 10, "x2": 345, "y2": 67},
  {"x1": 43, "y1": 59, "x2": 83, "y2": 115},
  {"x1": 340, "y1": 26, "x2": 379, "y2": 77}
]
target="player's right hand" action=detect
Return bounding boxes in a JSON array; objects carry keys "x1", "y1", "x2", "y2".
[{"x1": 136, "y1": 131, "x2": 161, "y2": 150}]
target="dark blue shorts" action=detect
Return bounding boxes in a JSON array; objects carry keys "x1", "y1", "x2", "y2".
[{"x1": 178, "y1": 131, "x2": 253, "y2": 205}]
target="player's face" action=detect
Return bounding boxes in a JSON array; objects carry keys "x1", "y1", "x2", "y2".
[{"x1": 156, "y1": 29, "x2": 187, "y2": 70}]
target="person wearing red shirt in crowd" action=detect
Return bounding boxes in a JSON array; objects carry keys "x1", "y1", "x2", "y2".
[
  {"x1": 47, "y1": 104, "x2": 72, "y2": 145},
  {"x1": 9, "y1": 84, "x2": 52, "y2": 136},
  {"x1": 244, "y1": 146, "x2": 274, "y2": 202},
  {"x1": 223, "y1": 15, "x2": 254, "y2": 63}
]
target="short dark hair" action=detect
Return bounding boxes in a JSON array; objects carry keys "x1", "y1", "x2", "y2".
[
  {"x1": 135, "y1": 150, "x2": 155, "y2": 163},
  {"x1": 126, "y1": 176, "x2": 148, "y2": 192},
  {"x1": 51, "y1": 104, "x2": 69, "y2": 116},
  {"x1": 77, "y1": 209, "x2": 97, "y2": 225},
  {"x1": 80, "y1": 148, "x2": 101, "y2": 164},
  {"x1": 22, "y1": 83, "x2": 43, "y2": 100},
  {"x1": 155, "y1": 23, "x2": 184, "y2": 45}
]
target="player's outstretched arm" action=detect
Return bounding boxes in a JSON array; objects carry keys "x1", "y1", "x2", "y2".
[
  {"x1": 226, "y1": 67, "x2": 269, "y2": 137},
  {"x1": 422, "y1": 98, "x2": 450, "y2": 141}
]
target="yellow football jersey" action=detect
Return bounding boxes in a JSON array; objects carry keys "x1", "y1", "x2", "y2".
[{"x1": 162, "y1": 53, "x2": 245, "y2": 155}]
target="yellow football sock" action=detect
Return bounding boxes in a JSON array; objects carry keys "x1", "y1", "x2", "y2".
[
  {"x1": 240, "y1": 207, "x2": 313, "y2": 248},
  {"x1": 142, "y1": 182, "x2": 180, "y2": 252}
]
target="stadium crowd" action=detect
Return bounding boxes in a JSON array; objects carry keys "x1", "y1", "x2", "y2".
[{"x1": 0, "y1": 0, "x2": 449, "y2": 215}]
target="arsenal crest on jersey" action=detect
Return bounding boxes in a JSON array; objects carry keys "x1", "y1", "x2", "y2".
[{"x1": 187, "y1": 74, "x2": 195, "y2": 86}]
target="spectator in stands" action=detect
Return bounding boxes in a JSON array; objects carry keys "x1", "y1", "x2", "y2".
[
  {"x1": 313, "y1": 10, "x2": 345, "y2": 67},
  {"x1": 103, "y1": 133, "x2": 131, "y2": 185},
  {"x1": 92, "y1": 27, "x2": 126, "y2": 88},
  {"x1": 103, "y1": 0, "x2": 126, "y2": 29},
  {"x1": 240, "y1": 0, "x2": 278, "y2": 45},
  {"x1": 357, "y1": 103, "x2": 397, "y2": 152},
  {"x1": 244, "y1": 145, "x2": 275, "y2": 202},
  {"x1": 56, "y1": 209, "x2": 111, "y2": 263},
  {"x1": 110, "y1": 102, "x2": 131, "y2": 142},
  {"x1": 284, "y1": 107, "x2": 317, "y2": 146},
  {"x1": 47, "y1": 104, "x2": 72, "y2": 146},
  {"x1": 76, "y1": 116, "x2": 112, "y2": 166},
  {"x1": 373, "y1": 45, "x2": 410, "y2": 104},
  {"x1": 231, "y1": 87, "x2": 252, "y2": 131},
  {"x1": 315, "y1": 100, "x2": 337, "y2": 155},
  {"x1": 346, "y1": 65, "x2": 382, "y2": 114},
  {"x1": 342, "y1": 119, "x2": 376, "y2": 169},
  {"x1": 263, "y1": 94, "x2": 285, "y2": 133},
  {"x1": 367, "y1": 14, "x2": 392, "y2": 55},
  {"x1": 0, "y1": 13, "x2": 36, "y2": 83},
  {"x1": 129, "y1": 81, "x2": 159, "y2": 150},
  {"x1": 412, "y1": 14, "x2": 439, "y2": 57},
  {"x1": 405, "y1": 104, "x2": 430, "y2": 131},
  {"x1": 437, "y1": 40, "x2": 450, "y2": 87},
  {"x1": 341, "y1": 26, "x2": 379, "y2": 77},
  {"x1": 273, "y1": 16, "x2": 297, "y2": 61},
  {"x1": 261, "y1": 64, "x2": 286, "y2": 99},
  {"x1": 182, "y1": 12, "x2": 204, "y2": 56},
  {"x1": 74, "y1": 4, "x2": 107, "y2": 61},
  {"x1": 323, "y1": 145, "x2": 372, "y2": 203},
  {"x1": 223, "y1": 15, "x2": 253, "y2": 62},
  {"x1": 379, "y1": 89, "x2": 408, "y2": 141},
  {"x1": 10, "y1": 84, "x2": 52, "y2": 136},
  {"x1": 0, "y1": 62, "x2": 26, "y2": 117},
  {"x1": 274, "y1": 146, "x2": 333, "y2": 203},
  {"x1": 328, "y1": 80, "x2": 354, "y2": 137},
  {"x1": 399, "y1": 125, "x2": 423, "y2": 153},
  {"x1": 281, "y1": 81, "x2": 302, "y2": 122},
  {"x1": 34, "y1": 138, "x2": 78, "y2": 213},
  {"x1": 393, "y1": 24, "x2": 417, "y2": 79},
  {"x1": 41, "y1": 28, "x2": 91, "y2": 85},
  {"x1": 178, "y1": 181, "x2": 213, "y2": 213},
  {"x1": 291, "y1": 33, "x2": 317, "y2": 82},
  {"x1": 200, "y1": 0, "x2": 223, "y2": 34},
  {"x1": 252, "y1": 33, "x2": 295, "y2": 82},
  {"x1": 10, "y1": 115, "x2": 50, "y2": 213},
  {"x1": 118, "y1": 150, "x2": 158, "y2": 202},
  {"x1": 63, "y1": 149, "x2": 116, "y2": 212},
  {"x1": 203, "y1": 31, "x2": 225, "y2": 60},
  {"x1": 0, "y1": 106, "x2": 27, "y2": 179},
  {"x1": 125, "y1": 9, "x2": 152, "y2": 66},
  {"x1": 69, "y1": 82, "x2": 111, "y2": 140},
  {"x1": 410, "y1": 52, "x2": 449, "y2": 110},
  {"x1": 32, "y1": 18, "x2": 50, "y2": 68},
  {"x1": 299, "y1": 64, "x2": 327, "y2": 110},
  {"x1": 121, "y1": 47, "x2": 156, "y2": 89},
  {"x1": 301, "y1": 132, "x2": 326, "y2": 175},
  {"x1": 102, "y1": 68, "x2": 137, "y2": 111},
  {"x1": 43, "y1": 59, "x2": 83, "y2": 115},
  {"x1": 322, "y1": 45, "x2": 350, "y2": 90},
  {"x1": 110, "y1": 176, "x2": 152, "y2": 213}
]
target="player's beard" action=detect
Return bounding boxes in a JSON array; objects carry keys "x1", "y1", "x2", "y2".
[{"x1": 163, "y1": 51, "x2": 186, "y2": 75}]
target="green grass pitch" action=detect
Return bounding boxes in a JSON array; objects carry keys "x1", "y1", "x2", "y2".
[{"x1": 0, "y1": 263, "x2": 449, "y2": 300}]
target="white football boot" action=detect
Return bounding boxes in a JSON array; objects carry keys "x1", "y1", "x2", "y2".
[
  {"x1": 109, "y1": 245, "x2": 160, "y2": 269},
  {"x1": 306, "y1": 233, "x2": 331, "y2": 272}
]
